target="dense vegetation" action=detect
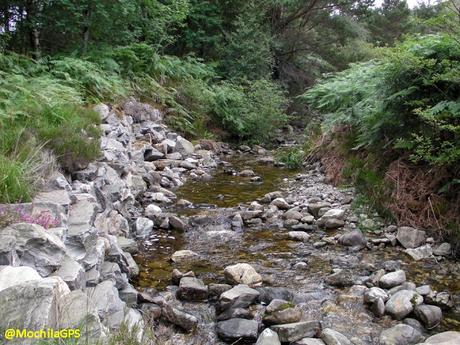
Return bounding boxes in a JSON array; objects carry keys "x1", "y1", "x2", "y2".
[{"x1": 1, "y1": 0, "x2": 459, "y2": 243}]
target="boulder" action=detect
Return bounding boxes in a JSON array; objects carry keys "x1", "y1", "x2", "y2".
[
  {"x1": 0, "y1": 277, "x2": 70, "y2": 342},
  {"x1": 289, "y1": 231, "x2": 311, "y2": 242},
  {"x1": 385, "y1": 290, "x2": 423, "y2": 320},
  {"x1": 364, "y1": 287, "x2": 389, "y2": 304},
  {"x1": 414, "y1": 304, "x2": 443, "y2": 329},
  {"x1": 405, "y1": 245, "x2": 433, "y2": 261},
  {"x1": 145, "y1": 204, "x2": 162, "y2": 219},
  {"x1": 176, "y1": 277, "x2": 208, "y2": 301},
  {"x1": 271, "y1": 321, "x2": 322, "y2": 343},
  {"x1": 271, "y1": 198, "x2": 290, "y2": 210},
  {"x1": 135, "y1": 217, "x2": 154, "y2": 238},
  {"x1": 379, "y1": 270, "x2": 406, "y2": 289},
  {"x1": 171, "y1": 250, "x2": 200, "y2": 263},
  {"x1": 87, "y1": 280, "x2": 125, "y2": 325},
  {"x1": 433, "y1": 243, "x2": 451, "y2": 256},
  {"x1": 219, "y1": 284, "x2": 260, "y2": 311},
  {"x1": 256, "y1": 328, "x2": 281, "y2": 345},
  {"x1": 175, "y1": 136, "x2": 195, "y2": 157},
  {"x1": 217, "y1": 318, "x2": 258, "y2": 342},
  {"x1": 338, "y1": 230, "x2": 366, "y2": 247},
  {"x1": 293, "y1": 339, "x2": 326, "y2": 345},
  {"x1": 397, "y1": 227, "x2": 426, "y2": 249},
  {"x1": 161, "y1": 303, "x2": 198, "y2": 332},
  {"x1": 379, "y1": 324, "x2": 424, "y2": 345},
  {"x1": 0, "y1": 266, "x2": 41, "y2": 292},
  {"x1": 169, "y1": 215, "x2": 186, "y2": 231},
  {"x1": 283, "y1": 209, "x2": 303, "y2": 221},
  {"x1": 422, "y1": 331, "x2": 460, "y2": 344},
  {"x1": 263, "y1": 299, "x2": 302, "y2": 325},
  {"x1": 224, "y1": 263, "x2": 262, "y2": 286},
  {"x1": 0, "y1": 223, "x2": 66, "y2": 276},
  {"x1": 51, "y1": 256, "x2": 85, "y2": 290},
  {"x1": 320, "y1": 328, "x2": 352, "y2": 345}
]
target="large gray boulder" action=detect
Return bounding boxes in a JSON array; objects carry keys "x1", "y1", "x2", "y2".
[
  {"x1": 0, "y1": 266, "x2": 41, "y2": 292},
  {"x1": 87, "y1": 280, "x2": 126, "y2": 328},
  {"x1": 0, "y1": 277, "x2": 70, "y2": 344},
  {"x1": 385, "y1": 290, "x2": 423, "y2": 320},
  {"x1": 161, "y1": 303, "x2": 198, "y2": 332},
  {"x1": 219, "y1": 284, "x2": 260, "y2": 311},
  {"x1": 176, "y1": 277, "x2": 208, "y2": 301},
  {"x1": 379, "y1": 270, "x2": 406, "y2": 289},
  {"x1": 397, "y1": 227, "x2": 426, "y2": 249},
  {"x1": 263, "y1": 299, "x2": 302, "y2": 325},
  {"x1": 422, "y1": 331, "x2": 460, "y2": 344},
  {"x1": 175, "y1": 136, "x2": 195, "y2": 157},
  {"x1": 379, "y1": 324, "x2": 424, "y2": 345},
  {"x1": 271, "y1": 321, "x2": 322, "y2": 343},
  {"x1": 415, "y1": 304, "x2": 443, "y2": 329},
  {"x1": 0, "y1": 223, "x2": 66, "y2": 276},
  {"x1": 217, "y1": 318, "x2": 258, "y2": 342}
]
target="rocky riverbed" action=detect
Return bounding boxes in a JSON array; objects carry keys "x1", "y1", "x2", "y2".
[{"x1": 0, "y1": 100, "x2": 459, "y2": 345}]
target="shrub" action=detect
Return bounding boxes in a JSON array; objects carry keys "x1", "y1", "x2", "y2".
[{"x1": 276, "y1": 146, "x2": 304, "y2": 169}]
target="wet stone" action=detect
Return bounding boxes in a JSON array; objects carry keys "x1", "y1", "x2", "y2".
[
  {"x1": 271, "y1": 321, "x2": 322, "y2": 343},
  {"x1": 379, "y1": 324, "x2": 424, "y2": 345},
  {"x1": 176, "y1": 277, "x2": 208, "y2": 301},
  {"x1": 414, "y1": 304, "x2": 443, "y2": 329},
  {"x1": 217, "y1": 318, "x2": 258, "y2": 342},
  {"x1": 379, "y1": 270, "x2": 406, "y2": 289},
  {"x1": 320, "y1": 328, "x2": 352, "y2": 345}
]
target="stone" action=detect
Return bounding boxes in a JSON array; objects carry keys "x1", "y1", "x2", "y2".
[
  {"x1": 94, "y1": 210, "x2": 129, "y2": 237},
  {"x1": 0, "y1": 277, "x2": 70, "y2": 341},
  {"x1": 321, "y1": 328, "x2": 352, "y2": 345},
  {"x1": 433, "y1": 243, "x2": 451, "y2": 256},
  {"x1": 240, "y1": 169, "x2": 256, "y2": 177},
  {"x1": 379, "y1": 324, "x2": 424, "y2": 345},
  {"x1": 175, "y1": 136, "x2": 195, "y2": 156},
  {"x1": 58, "y1": 290, "x2": 105, "y2": 341},
  {"x1": 177, "y1": 277, "x2": 208, "y2": 301},
  {"x1": 289, "y1": 231, "x2": 311, "y2": 242},
  {"x1": 0, "y1": 223, "x2": 66, "y2": 276},
  {"x1": 416, "y1": 285, "x2": 432, "y2": 296},
  {"x1": 371, "y1": 298, "x2": 385, "y2": 317},
  {"x1": 116, "y1": 236, "x2": 138, "y2": 254},
  {"x1": 119, "y1": 284, "x2": 139, "y2": 306},
  {"x1": 0, "y1": 266, "x2": 41, "y2": 292},
  {"x1": 385, "y1": 290, "x2": 423, "y2": 320},
  {"x1": 144, "y1": 147, "x2": 164, "y2": 161},
  {"x1": 414, "y1": 304, "x2": 443, "y2": 329},
  {"x1": 145, "y1": 204, "x2": 162, "y2": 219},
  {"x1": 405, "y1": 245, "x2": 433, "y2": 261},
  {"x1": 217, "y1": 307, "x2": 252, "y2": 321},
  {"x1": 263, "y1": 299, "x2": 302, "y2": 325},
  {"x1": 422, "y1": 331, "x2": 460, "y2": 344},
  {"x1": 397, "y1": 227, "x2": 426, "y2": 249},
  {"x1": 217, "y1": 318, "x2": 258, "y2": 342},
  {"x1": 325, "y1": 270, "x2": 354, "y2": 287},
  {"x1": 171, "y1": 250, "x2": 199, "y2": 263},
  {"x1": 33, "y1": 190, "x2": 71, "y2": 207},
  {"x1": 293, "y1": 339, "x2": 326, "y2": 345},
  {"x1": 271, "y1": 198, "x2": 290, "y2": 210},
  {"x1": 317, "y1": 209, "x2": 346, "y2": 229},
  {"x1": 219, "y1": 284, "x2": 260, "y2": 311},
  {"x1": 124, "y1": 99, "x2": 162, "y2": 123},
  {"x1": 308, "y1": 202, "x2": 331, "y2": 217},
  {"x1": 224, "y1": 263, "x2": 262, "y2": 286},
  {"x1": 124, "y1": 252, "x2": 140, "y2": 278},
  {"x1": 135, "y1": 217, "x2": 154, "y2": 238},
  {"x1": 379, "y1": 270, "x2": 406, "y2": 289},
  {"x1": 87, "y1": 280, "x2": 125, "y2": 324},
  {"x1": 283, "y1": 209, "x2": 303, "y2": 221},
  {"x1": 100, "y1": 261, "x2": 128, "y2": 289},
  {"x1": 161, "y1": 303, "x2": 198, "y2": 332},
  {"x1": 426, "y1": 291, "x2": 454, "y2": 310},
  {"x1": 51, "y1": 256, "x2": 85, "y2": 290},
  {"x1": 403, "y1": 318, "x2": 424, "y2": 332},
  {"x1": 271, "y1": 321, "x2": 322, "y2": 343},
  {"x1": 256, "y1": 328, "x2": 282, "y2": 345},
  {"x1": 169, "y1": 215, "x2": 186, "y2": 231},
  {"x1": 94, "y1": 103, "x2": 110, "y2": 121},
  {"x1": 209, "y1": 283, "x2": 232, "y2": 300},
  {"x1": 364, "y1": 287, "x2": 389, "y2": 304},
  {"x1": 338, "y1": 230, "x2": 366, "y2": 247}
]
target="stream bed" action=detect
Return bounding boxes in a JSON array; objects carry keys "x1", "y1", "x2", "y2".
[{"x1": 133, "y1": 153, "x2": 460, "y2": 343}]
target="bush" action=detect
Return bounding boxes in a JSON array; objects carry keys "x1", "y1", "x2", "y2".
[
  {"x1": 303, "y1": 34, "x2": 460, "y2": 167},
  {"x1": 276, "y1": 146, "x2": 304, "y2": 169},
  {"x1": 210, "y1": 79, "x2": 288, "y2": 143}
]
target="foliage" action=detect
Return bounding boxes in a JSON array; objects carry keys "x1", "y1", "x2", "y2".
[
  {"x1": 276, "y1": 146, "x2": 304, "y2": 169},
  {"x1": 209, "y1": 79, "x2": 288, "y2": 143},
  {"x1": 304, "y1": 34, "x2": 460, "y2": 167}
]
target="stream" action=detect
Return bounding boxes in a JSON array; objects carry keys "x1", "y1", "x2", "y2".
[{"x1": 133, "y1": 152, "x2": 460, "y2": 344}]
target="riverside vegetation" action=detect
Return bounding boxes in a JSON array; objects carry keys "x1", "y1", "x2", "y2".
[{"x1": 0, "y1": 0, "x2": 460, "y2": 344}]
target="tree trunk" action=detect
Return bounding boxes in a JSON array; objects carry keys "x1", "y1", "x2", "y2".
[{"x1": 82, "y1": 1, "x2": 92, "y2": 55}]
